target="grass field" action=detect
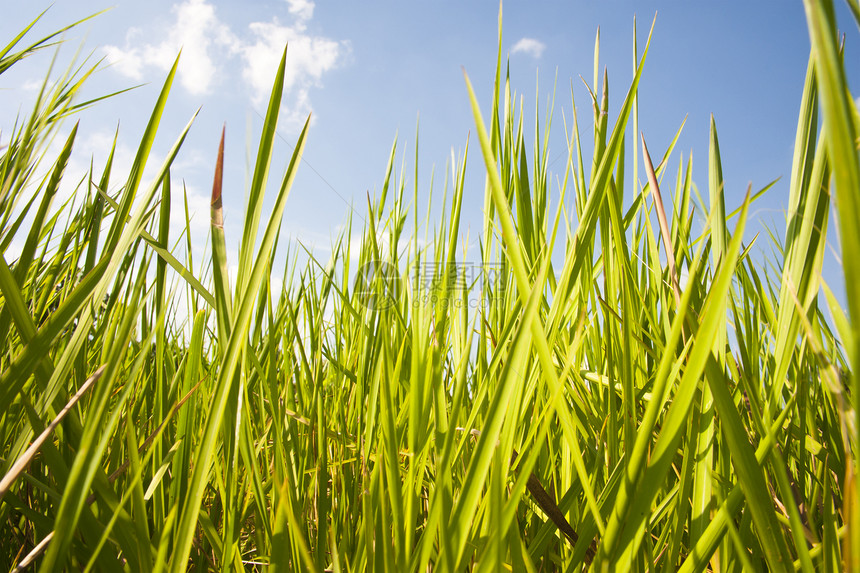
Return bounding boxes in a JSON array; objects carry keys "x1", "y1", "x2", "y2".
[{"x1": 1, "y1": 1, "x2": 860, "y2": 571}]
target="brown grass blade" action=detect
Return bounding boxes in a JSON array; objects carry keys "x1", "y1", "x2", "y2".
[
  {"x1": 0, "y1": 365, "x2": 105, "y2": 503},
  {"x1": 642, "y1": 132, "x2": 681, "y2": 304}
]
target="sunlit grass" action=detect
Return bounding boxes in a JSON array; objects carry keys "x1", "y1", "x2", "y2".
[{"x1": 1, "y1": 1, "x2": 859, "y2": 571}]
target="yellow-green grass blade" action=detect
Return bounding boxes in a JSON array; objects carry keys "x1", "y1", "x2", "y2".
[
  {"x1": 689, "y1": 116, "x2": 728, "y2": 554},
  {"x1": 465, "y1": 66, "x2": 608, "y2": 541},
  {"x1": 802, "y1": 2, "x2": 860, "y2": 565},
  {"x1": 170, "y1": 109, "x2": 309, "y2": 571},
  {"x1": 770, "y1": 55, "x2": 829, "y2": 422},
  {"x1": 236, "y1": 46, "x2": 288, "y2": 299},
  {"x1": 603, "y1": 192, "x2": 752, "y2": 567},
  {"x1": 678, "y1": 394, "x2": 797, "y2": 572},
  {"x1": 38, "y1": 258, "x2": 152, "y2": 571},
  {"x1": 596, "y1": 243, "x2": 704, "y2": 566},
  {"x1": 0, "y1": 9, "x2": 107, "y2": 75},
  {"x1": 0, "y1": 254, "x2": 109, "y2": 413},
  {"x1": 702, "y1": 356, "x2": 794, "y2": 571},
  {"x1": 0, "y1": 121, "x2": 78, "y2": 349},
  {"x1": 103, "y1": 55, "x2": 181, "y2": 255},
  {"x1": 38, "y1": 109, "x2": 197, "y2": 418},
  {"x1": 802, "y1": 0, "x2": 860, "y2": 399},
  {"x1": 91, "y1": 183, "x2": 215, "y2": 308},
  {"x1": 448, "y1": 247, "x2": 549, "y2": 566}
]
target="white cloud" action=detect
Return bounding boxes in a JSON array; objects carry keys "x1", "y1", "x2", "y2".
[
  {"x1": 511, "y1": 38, "x2": 546, "y2": 59},
  {"x1": 856, "y1": 96, "x2": 860, "y2": 112},
  {"x1": 240, "y1": 17, "x2": 342, "y2": 116},
  {"x1": 104, "y1": 0, "x2": 240, "y2": 95},
  {"x1": 286, "y1": 0, "x2": 315, "y2": 21},
  {"x1": 103, "y1": 0, "x2": 345, "y2": 124}
]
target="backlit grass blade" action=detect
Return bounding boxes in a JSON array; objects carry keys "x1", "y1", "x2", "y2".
[
  {"x1": 465, "y1": 66, "x2": 606, "y2": 541},
  {"x1": 103, "y1": 56, "x2": 181, "y2": 256},
  {"x1": 40, "y1": 108, "x2": 197, "y2": 416},
  {"x1": 0, "y1": 8, "x2": 106, "y2": 75},
  {"x1": 91, "y1": 184, "x2": 215, "y2": 307},
  {"x1": 703, "y1": 355, "x2": 794, "y2": 571},
  {"x1": 803, "y1": 1, "x2": 860, "y2": 565},
  {"x1": 447, "y1": 249, "x2": 549, "y2": 565},
  {"x1": 770, "y1": 56, "x2": 829, "y2": 422},
  {"x1": 170, "y1": 105, "x2": 310, "y2": 573},
  {"x1": 678, "y1": 397, "x2": 797, "y2": 572},
  {"x1": 596, "y1": 244, "x2": 704, "y2": 566},
  {"x1": 38, "y1": 262, "x2": 151, "y2": 571},
  {"x1": 1, "y1": 6, "x2": 856, "y2": 571},
  {"x1": 602, "y1": 191, "x2": 752, "y2": 567},
  {"x1": 236, "y1": 46, "x2": 288, "y2": 299}
]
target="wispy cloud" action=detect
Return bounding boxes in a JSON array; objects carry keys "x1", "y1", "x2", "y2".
[
  {"x1": 240, "y1": 13, "x2": 342, "y2": 114},
  {"x1": 104, "y1": 0, "x2": 240, "y2": 95},
  {"x1": 286, "y1": 0, "x2": 315, "y2": 20},
  {"x1": 104, "y1": 0, "x2": 346, "y2": 126},
  {"x1": 511, "y1": 38, "x2": 546, "y2": 59}
]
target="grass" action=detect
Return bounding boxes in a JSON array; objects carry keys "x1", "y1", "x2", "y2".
[{"x1": 1, "y1": 1, "x2": 859, "y2": 570}]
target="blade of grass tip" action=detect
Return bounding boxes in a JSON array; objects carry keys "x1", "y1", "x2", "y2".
[
  {"x1": 11, "y1": 121, "x2": 77, "y2": 288},
  {"x1": 632, "y1": 16, "x2": 639, "y2": 196},
  {"x1": 490, "y1": 0, "x2": 502, "y2": 153},
  {"x1": 770, "y1": 134, "x2": 828, "y2": 420},
  {"x1": 0, "y1": 7, "x2": 50, "y2": 63},
  {"x1": 641, "y1": 132, "x2": 680, "y2": 303},
  {"x1": 237, "y1": 45, "x2": 287, "y2": 299},
  {"x1": 708, "y1": 114, "x2": 728, "y2": 262},
  {"x1": 0, "y1": 9, "x2": 108, "y2": 75},
  {"x1": 568, "y1": 17, "x2": 655, "y2": 293},
  {"x1": 83, "y1": 130, "x2": 115, "y2": 274},
  {"x1": 0, "y1": 365, "x2": 105, "y2": 503},
  {"x1": 104, "y1": 54, "x2": 181, "y2": 255},
  {"x1": 211, "y1": 124, "x2": 232, "y2": 340}
]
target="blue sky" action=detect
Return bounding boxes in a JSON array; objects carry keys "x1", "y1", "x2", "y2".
[{"x1": 2, "y1": 1, "x2": 859, "y2": 303}]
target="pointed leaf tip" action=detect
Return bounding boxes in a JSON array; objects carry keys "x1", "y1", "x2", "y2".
[{"x1": 211, "y1": 126, "x2": 225, "y2": 209}]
